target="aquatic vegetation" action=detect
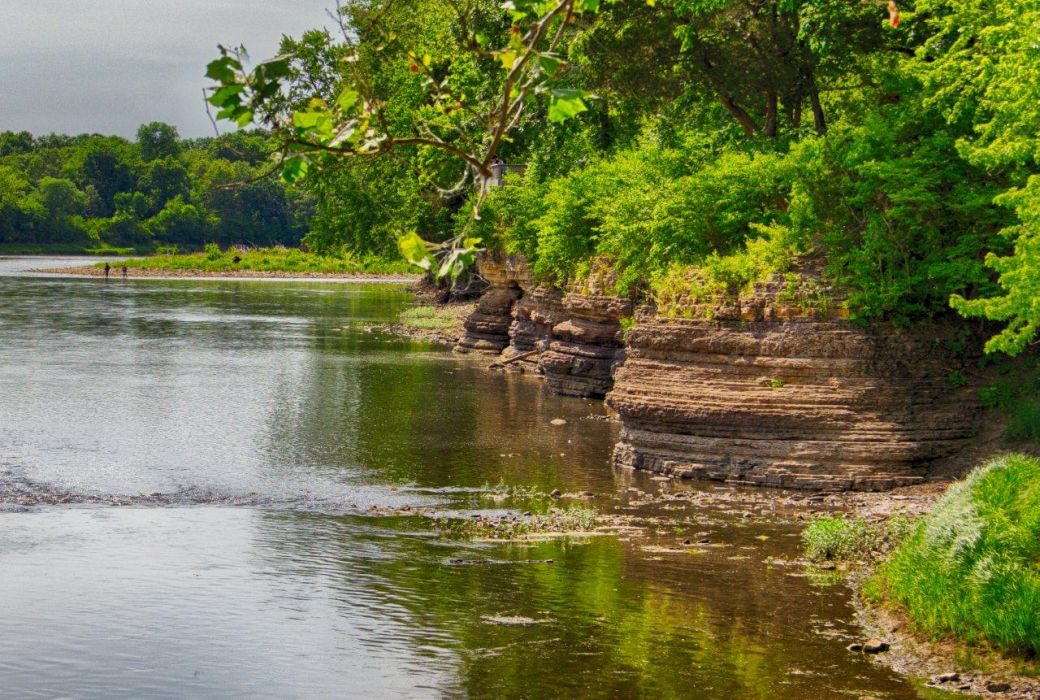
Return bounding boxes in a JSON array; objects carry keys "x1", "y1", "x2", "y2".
[
  {"x1": 437, "y1": 505, "x2": 599, "y2": 541},
  {"x1": 802, "y1": 516, "x2": 870, "y2": 562},
  {"x1": 876, "y1": 454, "x2": 1040, "y2": 655}
]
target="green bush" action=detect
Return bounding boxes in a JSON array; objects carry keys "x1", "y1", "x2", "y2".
[
  {"x1": 204, "y1": 242, "x2": 222, "y2": 261},
  {"x1": 979, "y1": 361, "x2": 1040, "y2": 441},
  {"x1": 878, "y1": 453, "x2": 1040, "y2": 655}
]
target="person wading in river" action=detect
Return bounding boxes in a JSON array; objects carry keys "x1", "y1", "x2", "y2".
[
  {"x1": 122, "y1": 266, "x2": 128, "y2": 280},
  {"x1": 103, "y1": 263, "x2": 110, "y2": 281}
]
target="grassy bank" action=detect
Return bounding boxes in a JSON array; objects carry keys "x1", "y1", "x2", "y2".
[
  {"x1": 871, "y1": 454, "x2": 1040, "y2": 657},
  {"x1": 97, "y1": 245, "x2": 414, "y2": 276},
  {"x1": 802, "y1": 453, "x2": 1040, "y2": 689}
]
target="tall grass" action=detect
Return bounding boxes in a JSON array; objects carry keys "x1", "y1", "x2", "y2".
[{"x1": 877, "y1": 453, "x2": 1040, "y2": 655}]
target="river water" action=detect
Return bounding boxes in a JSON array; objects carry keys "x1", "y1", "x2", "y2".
[{"x1": 0, "y1": 258, "x2": 951, "y2": 699}]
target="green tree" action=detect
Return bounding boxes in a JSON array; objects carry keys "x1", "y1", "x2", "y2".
[
  {"x1": 0, "y1": 131, "x2": 34, "y2": 157},
  {"x1": 921, "y1": 0, "x2": 1040, "y2": 354},
  {"x1": 137, "y1": 122, "x2": 182, "y2": 162}
]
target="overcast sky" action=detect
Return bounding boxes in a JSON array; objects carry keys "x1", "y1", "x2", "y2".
[{"x1": 0, "y1": 1, "x2": 334, "y2": 138}]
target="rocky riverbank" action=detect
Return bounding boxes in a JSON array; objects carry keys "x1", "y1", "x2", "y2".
[{"x1": 457, "y1": 254, "x2": 986, "y2": 492}]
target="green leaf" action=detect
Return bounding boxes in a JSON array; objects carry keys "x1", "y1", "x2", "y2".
[
  {"x1": 254, "y1": 54, "x2": 293, "y2": 81},
  {"x1": 205, "y1": 57, "x2": 238, "y2": 83},
  {"x1": 548, "y1": 89, "x2": 588, "y2": 123},
  {"x1": 538, "y1": 54, "x2": 564, "y2": 76},
  {"x1": 496, "y1": 50, "x2": 519, "y2": 70},
  {"x1": 281, "y1": 156, "x2": 310, "y2": 183},
  {"x1": 207, "y1": 84, "x2": 245, "y2": 108},
  {"x1": 336, "y1": 88, "x2": 359, "y2": 113},
  {"x1": 398, "y1": 231, "x2": 434, "y2": 271}
]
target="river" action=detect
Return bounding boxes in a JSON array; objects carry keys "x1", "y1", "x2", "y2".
[{"x1": 0, "y1": 257, "x2": 951, "y2": 699}]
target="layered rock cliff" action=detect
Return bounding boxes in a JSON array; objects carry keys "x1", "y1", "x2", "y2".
[
  {"x1": 456, "y1": 258, "x2": 982, "y2": 490},
  {"x1": 454, "y1": 255, "x2": 523, "y2": 354},
  {"x1": 537, "y1": 290, "x2": 631, "y2": 398},
  {"x1": 607, "y1": 291, "x2": 982, "y2": 491}
]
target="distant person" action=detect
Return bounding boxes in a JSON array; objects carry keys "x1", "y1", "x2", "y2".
[
  {"x1": 121, "y1": 266, "x2": 128, "y2": 280},
  {"x1": 104, "y1": 263, "x2": 111, "y2": 280}
]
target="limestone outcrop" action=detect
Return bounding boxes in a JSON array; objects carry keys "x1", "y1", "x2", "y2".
[
  {"x1": 455, "y1": 254, "x2": 524, "y2": 354},
  {"x1": 457, "y1": 254, "x2": 632, "y2": 398},
  {"x1": 456, "y1": 257, "x2": 982, "y2": 490},
  {"x1": 607, "y1": 301, "x2": 982, "y2": 491},
  {"x1": 537, "y1": 290, "x2": 632, "y2": 398}
]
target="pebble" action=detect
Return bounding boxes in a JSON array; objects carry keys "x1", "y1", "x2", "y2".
[
  {"x1": 550, "y1": 418, "x2": 567, "y2": 426},
  {"x1": 846, "y1": 643, "x2": 864, "y2": 652},
  {"x1": 935, "y1": 672, "x2": 960, "y2": 684},
  {"x1": 985, "y1": 681, "x2": 1011, "y2": 693},
  {"x1": 549, "y1": 489, "x2": 561, "y2": 498}
]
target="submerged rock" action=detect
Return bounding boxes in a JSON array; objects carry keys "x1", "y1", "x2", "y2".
[{"x1": 862, "y1": 639, "x2": 890, "y2": 654}]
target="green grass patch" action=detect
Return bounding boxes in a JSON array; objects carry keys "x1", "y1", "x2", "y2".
[
  {"x1": 398, "y1": 305, "x2": 458, "y2": 330},
  {"x1": 97, "y1": 245, "x2": 415, "y2": 275},
  {"x1": 86, "y1": 245, "x2": 136, "y2": 256},
  {"x1": 876, "y1": 453, "x2": 1040, "y2": 655},
  {"x1": 803, "y1": 514, "x2": 916, "y2": 563}
]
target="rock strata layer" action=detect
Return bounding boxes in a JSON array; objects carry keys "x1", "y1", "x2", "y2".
[
  {"x1": 457, "y1": 254, "x2": 632, "y2": 398},
  {"x1": 457, "y1": 257, "x2": 981, "y2": 490},
  {"x1": 608, "y1": 313, "x2": 981, "y2": 491},
  {"x1": 455, "y1": 255, "x2": 524, "y2": 354},
  {"x1": 537, "y1": 291, "x2": 631, "y2": 398}
]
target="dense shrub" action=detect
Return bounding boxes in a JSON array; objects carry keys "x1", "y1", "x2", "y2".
[{"x1": 878, "y1": 454, "x2": 1040, "y2": 654}]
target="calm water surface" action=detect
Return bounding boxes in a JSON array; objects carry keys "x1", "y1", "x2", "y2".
[{"x1": 0, "y1": 258, "x2": 951, "y2": 699}]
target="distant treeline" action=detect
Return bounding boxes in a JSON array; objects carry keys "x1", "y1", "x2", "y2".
[{"x1": 0, "y1": 124, "x2": 312, "y2": 252}]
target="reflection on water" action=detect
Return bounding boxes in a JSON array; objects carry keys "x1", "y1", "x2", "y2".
[{"x1": 0, "y1": 259, "x2": 949, "y2": 698}]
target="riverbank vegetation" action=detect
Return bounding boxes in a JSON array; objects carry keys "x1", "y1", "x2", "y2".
[
  {"x1": 872, "y1": 454, "x2": 1040, "y2": 658},
  {"x1": 201, "y1": 0, "x2": 1040, "y2": 361},
  {"x1": 802, "y1": 515, "x2": 914, "y2": 564},
  {"x1": 801, "y1": 454, "x2": 1040, "y2": 682},
  {"x1": 97, "y1": 245, "x2": 413, "y2": 276}
]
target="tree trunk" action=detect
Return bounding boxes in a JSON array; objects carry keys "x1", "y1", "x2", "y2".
[
  {"x1": 697, "y1": 48, "x2": 759, "y2": 139},
  {"x1": 717, "y1": 94, "x2": 759, "y2": 139},
  {"x1": 808, "y1": 76, "x2": 827, "y2": 135},
  {"x1": 763, "y1": 90, "x2": 779, "y2": 138}
]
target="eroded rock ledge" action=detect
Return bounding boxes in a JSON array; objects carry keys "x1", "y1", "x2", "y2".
[
  {"x1": 457, "y1": 254, "x2": 632, "y2": 398},
  {"x1": 457, "y1": 256, "x2": 982, "y2": 490}
]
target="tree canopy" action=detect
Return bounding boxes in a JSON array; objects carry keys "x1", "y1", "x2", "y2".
[{"x1": 0, "y1": 125, "x2": 311, "y2": 251}]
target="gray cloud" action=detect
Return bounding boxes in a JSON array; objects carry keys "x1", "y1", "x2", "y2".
[{"x1": 0, "y1": 0, "x2": 333, "y2": 137}]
